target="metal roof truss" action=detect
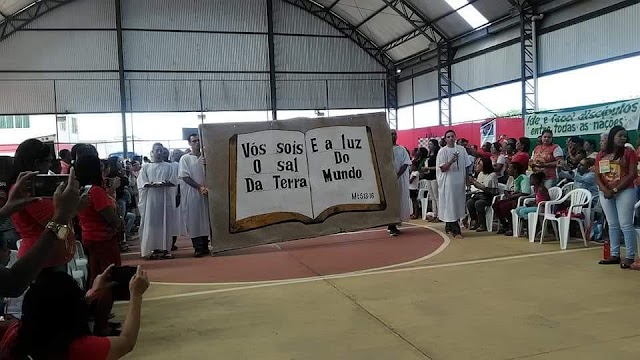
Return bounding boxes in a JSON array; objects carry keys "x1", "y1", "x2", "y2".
[
  {"x1": 0, "y1": 0, "x2": 76, "y2": 42},
  {"x1": 281, "y1": 0, "x2": 396, "y2": 70}
]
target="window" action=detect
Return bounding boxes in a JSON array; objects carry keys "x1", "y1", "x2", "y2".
[
  {"x1": 0, "y1": 116, "x2": 14, "y2": 129},
  {"x1": 57, "y1": 116, "x2": 67, "y2": 131},
  {"x1": 14, "y1": 115, "x2": 30, "y2": 128},
  {"x1": 71, "y1": 117, "x2": 78, "y2": 134}
]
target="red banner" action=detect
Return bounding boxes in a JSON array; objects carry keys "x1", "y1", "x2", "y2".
[{"x1": 396, "y1": 118, "x2": 524, "y2": 150}]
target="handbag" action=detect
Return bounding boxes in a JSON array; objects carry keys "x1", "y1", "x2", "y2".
[{"x1": 471, "y1": 192, "x2": 490, "y2": 202}]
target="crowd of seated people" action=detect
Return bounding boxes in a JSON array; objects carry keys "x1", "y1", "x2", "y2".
[
  {"x1": 408, "y1": 127, "x2": 640, "y2": 270},
  {"x1": 0, "y1": 138, "x2": 149, "y2": 359}
]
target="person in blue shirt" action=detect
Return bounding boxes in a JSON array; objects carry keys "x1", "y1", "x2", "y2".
[{"x1": 573, "y1": 158, "x2": 598, "y2": 200}]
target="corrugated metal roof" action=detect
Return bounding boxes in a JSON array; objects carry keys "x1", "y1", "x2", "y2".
[{"x1": 0, "y1": 0, "x2": 535, "y2": 68}]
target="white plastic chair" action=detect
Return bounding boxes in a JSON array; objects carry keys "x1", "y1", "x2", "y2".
[
  {"x1": 486, "y1": 183, "x2": 506, "y2": 232},
  {"x1": 420, "y1": 197, "x2": 431, "y2": 220},
  {"x1": 527, "y1": 186, "x2": 563, "y2": 243},
  {"x1": 417, "y1": 179, "x2": 428, "y2": 200},
  {"x1": 74, "y1": 241, "x2": 89, "y2": 284},
  {"x1": 561, "y1": 182, "x2": 575, "y2": 196},
  {"x1": 67, "y1": 260, "x2": 85, "y2": 290},
  {"x1": 512, "y1": 187, "x2": 561, "y2": 241},
  {"x1": 511, "y1": 195, "x2": 534, "y2": 237},
  {"x1": 511, "y1": 185, "x2": 552, "y2": 238},
  {"x1": 634, "y1": 200, "x2": 640, "y2": 252},
  {"x1": 539, "y1": 188, "x2": 592, "y2": 249},
  {"x1": 5, "y1": 250, "x2": 24, "y2": 319},
  {"x1": 417, "y1": 180, "x2": 431, "y2": 220}
]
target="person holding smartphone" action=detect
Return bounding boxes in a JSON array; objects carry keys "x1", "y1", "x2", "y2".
[
  {"x1": 0, "y1": 170, "x2": 81, "y2": 298},
  {"x1": 75, "y1": 156, "x2": 124, "y2": 335},
  {"x1": 0, "y1": 265, "x2": 149, "y2": 359},
  {"x1": 8, "y1": 139, "x2": 76, "y2": 272}
]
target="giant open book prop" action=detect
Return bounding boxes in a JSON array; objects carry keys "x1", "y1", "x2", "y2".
[{"x1": 202, "y1": 113, "x2": 400, "y2": 252}]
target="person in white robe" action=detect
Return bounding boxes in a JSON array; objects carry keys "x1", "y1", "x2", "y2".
[
  {"x1": 137, "y1": 143, "x2": 178, "y2": 259},
  {"x1": 179, "y1": 134, "x2": 211, "y2": 257},
  {"x1": 389, "y1": 130, "x2": 412, "y2": 236},
  {"x1": 436, "y1": 130, "x2": 471, "y2": 238},
  {"x1": 170, "y1": 149, "x2": 188, "y2": 251}
]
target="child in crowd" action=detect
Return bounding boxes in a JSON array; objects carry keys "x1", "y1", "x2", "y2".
[
  {"x1": 573, "y1": 158, "x2": 598, "y2": 200},
  {"x1": 513, "y1": 172, "x2": 550, "y2": 234},
  {"x1": 409, "y1": 162, "x2": 420, "y2": 219},
  {"x1": 494, "y1": 162, "x2": 530, "y2": 236}
]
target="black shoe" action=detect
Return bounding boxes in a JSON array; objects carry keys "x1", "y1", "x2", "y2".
[
  {"x1": 171, "y1": 245, "x2": 178, "y2": 251},
  {"x1": 621, "y1": 258, "x2": 635, "y2": 269},
  {"x1": 201, "y1": 248, "x2": 211, "y2": 256},
  {"x1": 389, "y1": 228, "x2": 401, "y2": 236},
  {"x1": 599, "y1": 256, "x2": 621, "y2": 265},
  {"x1": 194, "y1": 251, "x2": 204, "y2": 258},
  {"x1": 496, "y1": 228, "x2": 506, "y2": 235}
]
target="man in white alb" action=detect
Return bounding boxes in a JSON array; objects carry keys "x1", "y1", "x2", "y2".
[
  {"x1": 436, "y1": 130, "x2": 471, "y2": 238},
  {"x1": 170, "y1": 149, "x2": 188, "y2": 251},
  {"x1": 179, "y1": 134, "x2": 211, "y2": 257},
  {"x1": 389, "y1": 129, "x2": 412, "y2": 236},
  {"x1": 137, "y1": 143, "x2": 178, "y2": 260}
]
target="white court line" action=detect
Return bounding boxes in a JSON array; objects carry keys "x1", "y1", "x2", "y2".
[
  {"x1": 140, "y1": 232, "x2": 599, "y2": 302},
  {"x1": 150, "y1": 224, "x2": 446, "y2": 287}
]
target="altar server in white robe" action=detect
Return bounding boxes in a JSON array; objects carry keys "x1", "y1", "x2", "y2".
[
  {"x1": 137, "y1": 143, "x2": 178, "y2": 259},
  {"x1": 388, "y1": 130, "x2": 412, "y2": 236},
  {"x1": 436, "y1": 130, "x2": 471, "y2": 239},
  {"x1": 179, "y1": 134, "x2": 211, "y2": 257},
  {"x1": 170, "y1": 149, "x2": 188, "y2": 251}
]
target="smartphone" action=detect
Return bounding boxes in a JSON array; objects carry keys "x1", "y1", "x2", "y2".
[
  {"x1": 29, "y1": 175, "x2": 68, "y2": 197},
  {"x1": 111, "y1": 266, "x2": 137, "y2": 301},
  {"x1": 80, "y1": 185, "x2": 92, "y2": 197}
]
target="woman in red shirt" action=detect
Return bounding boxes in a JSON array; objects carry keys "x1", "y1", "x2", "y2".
[
  {"x1": 530, "y1": 129, "x2": 563, "y2": 189},
  {"x1": 512, "y1": 137, "x2": 531, "y2": 171},
  {"x1": 9, "y1": 139, "x2": 75, "y2": 271},
  {"x1": 595, "y1": 126, "x2": 639, "y2": 269},
  {"x1": 75, "y1": 156, "x2": 124, "y2": 335},
  {"x1": 0, "y1": 267, "x2": 149, "y2": 359}
]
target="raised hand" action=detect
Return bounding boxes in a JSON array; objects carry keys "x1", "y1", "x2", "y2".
[
  {"x1": 0, "y1": 171, "x2": 41, "y2": 217},
  {"x1": 129, "y1": 265, "x2": 150, "y2": 298},
  {"x1": 52, "y1": 167, "x2": 81, "y2": 223}
]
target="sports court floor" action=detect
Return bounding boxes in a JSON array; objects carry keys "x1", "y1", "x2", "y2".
[{"x1": 118, "y1": 220, "x2": 640, "y2": 359}]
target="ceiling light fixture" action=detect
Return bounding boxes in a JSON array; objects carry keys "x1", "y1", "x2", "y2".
[{"x1": 444, "y1": 0, "x2": 488, "y2": 29}]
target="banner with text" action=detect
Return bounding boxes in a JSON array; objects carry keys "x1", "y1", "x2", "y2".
[
  {"x1": 201, "y1": 114, "x2": 400, "y2": 252},
  {"x1": 525, "y1": 99, "x2": 640, "y2": 138}
]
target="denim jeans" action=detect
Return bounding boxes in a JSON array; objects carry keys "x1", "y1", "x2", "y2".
[
  {"x1": 117, "y1": 198, "x2": 127, "y2": 218},
  {"x1": 599, "y1": 187, "x2": 637, "y2": 259},
  {"x1": 515, "y1": 206, "x2": 538, "y2": 219},
  {"x1": 125, "y1": 212, "x2": 136, "y2": 235}
]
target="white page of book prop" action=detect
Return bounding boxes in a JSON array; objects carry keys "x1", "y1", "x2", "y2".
[{"x1": 230, "y1": 126, "x2": 385, "y2": 233}]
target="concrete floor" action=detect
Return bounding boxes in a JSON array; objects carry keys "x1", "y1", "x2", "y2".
[{"x1": 118, "y1": 221, "x2": 640, "y2": 359}]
